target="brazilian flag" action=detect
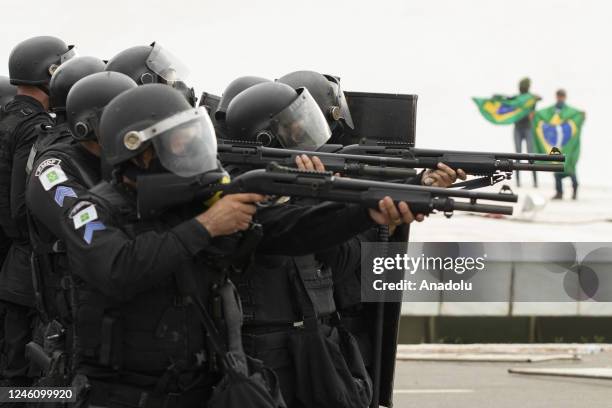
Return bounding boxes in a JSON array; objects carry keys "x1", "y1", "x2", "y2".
[
  {"x1": 532, "y1": 105, "x2": 584, "y2": 175},
  {"x1": 472, "y1": 93, "x2": 538, "y2": 125}
]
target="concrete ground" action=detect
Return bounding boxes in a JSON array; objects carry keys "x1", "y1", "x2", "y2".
[
  {"x1": 392, "y1": 350, "x2": 612, "y2": 408},
  {"x1": 409, "y1": 182, "x2": 612, "y2": 242}
]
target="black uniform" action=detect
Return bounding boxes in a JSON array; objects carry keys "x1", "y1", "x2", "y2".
[
  {"x1": 28, "y1": 160, "x2": 375, "y2": 406},
  {"x1": 225, "y1": 151, "x2": 376, "y2": 408},
  {"x1": 26, "y1": 139, "x2": 102, "y2": 366},
  {"x1": 0, "y1": 95, "x2": 52, "y2": 385}
]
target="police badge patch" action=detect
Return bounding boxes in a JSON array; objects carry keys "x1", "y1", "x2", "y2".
[
  {"x1": 39, "y1": 165, "x2": 68, "y2": 191},
  {"x1": 35, "y1": 158, "x2": 62, "y2": 177},
  {"x1": 71, "y1": 203, "x2": 99, "y2": 229}
]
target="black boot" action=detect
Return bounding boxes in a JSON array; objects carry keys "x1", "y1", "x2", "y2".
[{"x1": 552, "y1": 192, "x2": 563, "y2": 200}]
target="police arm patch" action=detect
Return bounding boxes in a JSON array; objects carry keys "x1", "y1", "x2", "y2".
[
  {"x1": 54, "y1": 186, "x2": 77, "y2": 207},
  {"x1": 35, "y1": 158, "x2": 62, "y2": 177},
  {"x1": 39, "y1": 165, "x2": 68, "y2": 191},
  {"x1": 83, "y1": 221, "x2": 106, "y2": 244},
  {"x1": 72, "y1": 204, "x2": 99, "y2": 229}
]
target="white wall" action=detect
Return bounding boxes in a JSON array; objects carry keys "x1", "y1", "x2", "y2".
[{"x1": 2, "y1": 0, "x2": 608, "y2": 185}]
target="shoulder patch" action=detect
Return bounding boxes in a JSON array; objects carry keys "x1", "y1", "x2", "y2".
[
  {"x1": 83, "y1": 221, "x2": 106, "y2": 244},
  {"x1": 39, "y1": 165, "x2": 68, "y2": 191},
  {"x1": 71, "y1": 202, "x2": 98, "y2": 229},
  {"x1": 35, "y1": 158, "x2": 62, "y2": 177},
  {"x1": 69, "y1": 201, "x2": 93, "y2": 217},
  {"x1": 54, "y1": 186, "x2": 77, "y2": 207}
]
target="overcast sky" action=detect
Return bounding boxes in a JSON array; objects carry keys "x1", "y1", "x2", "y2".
[{"x1": 2, "y1": 0, "x2": 609, "y2": 186}]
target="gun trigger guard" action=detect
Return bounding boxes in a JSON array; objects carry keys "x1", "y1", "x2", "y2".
[
  {"x1": 444, "y1": 210, "x2": 453, "y2": 218},
  {"x1": 499, "y1": 185, "x2": 514, "y2": 195}
]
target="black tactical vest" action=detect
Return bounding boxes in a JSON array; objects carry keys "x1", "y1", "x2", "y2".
[
  {"x1": 237, "y1": 253, "x2": 336, "y2": 327},
  {"x1": 72, "y1": 182, "x2": 219, "y2": 386}
]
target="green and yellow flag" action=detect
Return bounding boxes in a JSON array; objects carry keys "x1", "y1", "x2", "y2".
[
  {"x1": 532, "y1": 104, "x2": 584, "y2": 175},
  {"x1": 472, "y1": 93, "x2": 538, "y2": 125}
]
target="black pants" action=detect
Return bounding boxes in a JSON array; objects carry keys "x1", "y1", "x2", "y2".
[
  {"x1": 513, "y1": 126, "x2": 538, "y2": 186},
  {"x1": 555, "y1": 172, "x2": 578, "y2": 195},
  {"x1": 0, "y1": 300, "x2": 34, "y2": 385}
]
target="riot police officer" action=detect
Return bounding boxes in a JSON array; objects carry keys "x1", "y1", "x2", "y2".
[
  {"x1": 277, "y1": 69, "x2": 466, "y2": 186},
  {"x1": 215, "y1": 76, "x2": 271, "y2": 123},
  {"x1": 25, "y1": 71, "x2": 138, "y2": 386},
  {"x1": 223, "y1": 81, "x2": 418, "y2": 408},
  {"x1": 25, "y1": 56, "x2": 108, "y2": 176},
  {"x1": 211, "y1": 75, "x2": 271, "y2": 139},
  {"x1": 54, "y1": 83, "x2": 407, "y2": 406},
  {"x1": 277, "y1": 70, "x2": 466, "y2": 406},
  {"x1": 0, "y1": 35, "x2": 74, "y2": 388},
  {"x1": 277, "y1": 70, "x2": 354, "y2": 146},
  {"x1": 105, "y1": 42, "x2": 197, "y2": 106},
  {"x1": 48, "y1": 56, "x2": 107, "y2": 122}
]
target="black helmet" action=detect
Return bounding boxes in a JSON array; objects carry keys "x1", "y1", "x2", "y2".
[
  {"x1": 215, "y1": 76, "x2": 271, "y2": 121},
  {"x1": 49, "y1": 56, "x2": 106, "y2": 112},
  {"x1": 66, "y1": 71, "x2": 137, "y2": 141},
  {"x1": 0, "y1": 76, "x2": 17, "y2": 107},
  {"x1": 105, "y1": 42, "x2": 196, "y2": 106},
  {"x1": 225, "y1": 82, "x2": 331, "y2": 149},
  {"x1": 9, "y1": 36, "x2": 75, "y2": 86},
  {"x1": 277, "y1": 70, "x2": 354, "y2": 129},
  {"x1": 99, "y1": 84, "x2": 217, "y2": 177}
]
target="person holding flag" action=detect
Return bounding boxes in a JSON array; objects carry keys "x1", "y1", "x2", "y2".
[
  {"x1": 472, "y1": 77, "x2": 540, "y2": 187},
  {"x1": 532, "y1": 89, "x2": 585, "y2": 200},
  {"x1": 513, "y1": 78, "x2": 540, "y2": 187}
]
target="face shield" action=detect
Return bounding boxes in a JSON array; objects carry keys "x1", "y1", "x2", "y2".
[
  {"x1": 122, "y1": 107, "x2": 218, "y2": 177},
  {"x1": 266, "y1": 88, "x2": 331, "y2": 149},
  {"x1": 146, "y1": 42, "x2": 190, "y2": 85},
  {"x1": 146, "y1": 43, "x2": 195, "y2": 105},
  {"x1": 324, "y1": 74, "x2": 355, "y2": 130}
]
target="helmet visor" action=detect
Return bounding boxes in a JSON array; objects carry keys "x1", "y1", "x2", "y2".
[
  {"x1": 324, "y1": 74, "x2": 354, "y2": 130},
  {"x1": 146, "y1": 43, "x2": 190, "y2": 84},
  {"x1": 269, "y1": 88, "x2": 331, "y2": 149},
  {"x1": 125, "y1": 107, "x2": 217, "y2": 177},
  {"x1": 153, "y1": 109, "x2": 218, "y2": 177},
  {"x1": 60, "y1": 46, "x2": 77, "y2": 64}
]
